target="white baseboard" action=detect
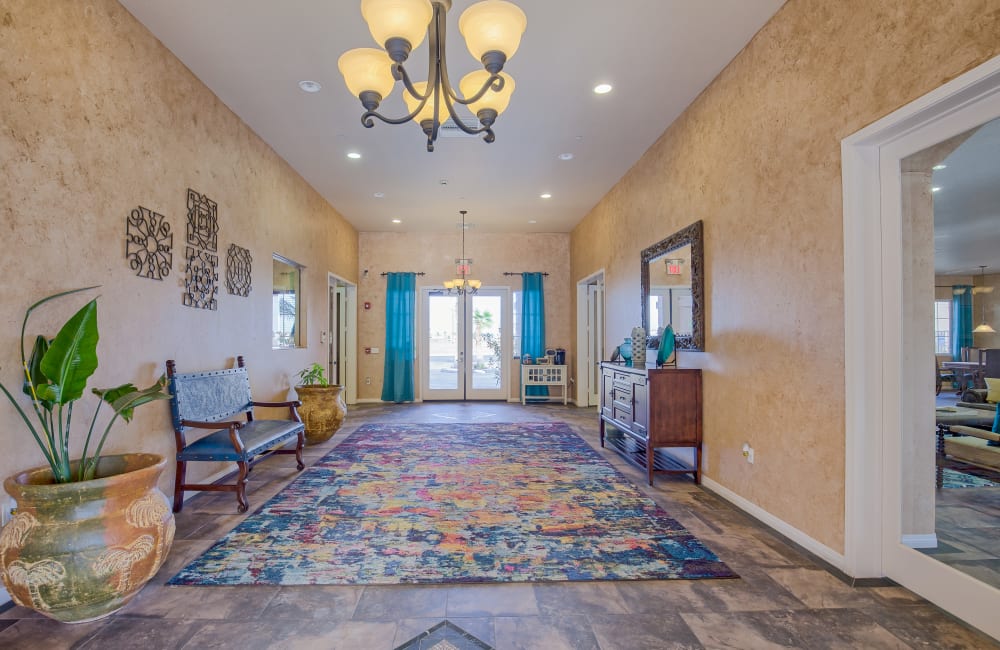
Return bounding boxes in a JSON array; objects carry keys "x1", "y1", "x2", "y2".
[
  {"x1": 701, "y1": 476, "x2": 848, "y2": 573},
  {"x1": 901, "y1": 533, "x2": 938, "y2": 549}
]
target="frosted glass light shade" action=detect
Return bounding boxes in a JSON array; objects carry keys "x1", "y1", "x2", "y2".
[
  {"x1": 974, "y1": 322, "x2": 996, "y2": 333},
  {"x1": 459, "y1": 0, "x2": 527, "y2": 61},
  {"x1": 361, "y1": 0, "x2": 432, "y2": 49},
  {"x1": 467, "y1": 280, "x2": 482, "y2": 290},
  {"x1": 460, "y1": 71, "x2": 514, "y2": 116},
  {"x1": 403, "y1": 81, "x2": 437, "y2": 124},
  {"x1": 338, "y1": 48, "x2": 396, "y2": 99}
]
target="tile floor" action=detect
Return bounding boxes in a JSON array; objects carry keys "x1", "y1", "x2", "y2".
[{"x1": 1, "y1": 402, "x2": 997, "y2": 649}]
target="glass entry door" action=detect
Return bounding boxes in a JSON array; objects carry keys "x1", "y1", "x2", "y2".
[{"x1": 422, "y1": 288, "x2": 508, "y2": 400}]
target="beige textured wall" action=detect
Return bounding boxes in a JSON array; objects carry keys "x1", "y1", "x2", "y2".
[
  {"x1": 570, "y1": 0, "x2": 1000, "y2": 551},
  {"x1": 974, "y1": 274, "x2": 1000, "y2": 350},
  {"x1": 0, "y1": 0, "x2": 357, "y2": 500},
  {"x1": 357, "y1": 232, "x2": 570, "y2": 401}
]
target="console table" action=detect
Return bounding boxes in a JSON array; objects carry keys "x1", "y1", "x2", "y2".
[
  {"x1": 599, "y1": 362, "x2": 702, "y2": 485},
  {"x1": 521, "y1": 364, "x2": 568, "y2": 405}
]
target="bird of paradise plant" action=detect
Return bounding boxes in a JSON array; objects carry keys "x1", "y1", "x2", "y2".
[{"x1": 0, "y1": 287, "x2": 170, "y2": 483}]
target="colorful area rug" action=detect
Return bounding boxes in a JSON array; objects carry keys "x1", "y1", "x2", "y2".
[
  {"x1": 168, "y1": 422, "x2": 736, "y2": 586},
  {"x1": 941, "y1": 467, "x2": 1000, "y2": 488}
]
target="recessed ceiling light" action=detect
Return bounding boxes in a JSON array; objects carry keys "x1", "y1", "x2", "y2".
[
  {"x1": 373, "y1": 192, "x2": 385, "y2": 198},
  {"x1": 347, "y1": 152, "x2": 362, "y2": 159},
  {"x1": 540, "y1": 193, "x2": 552, "y2": 199},
  {"x1": 558, "y1": 153, "x2": 574, "y2": 161},
  {"x1": 391, "y1": 219, "x2": 401, "y2": 224},
  {"x1": 298, "y1": 80, "x2": 322, "y2": 93},
  {"x1": 931, "y1": 186, "x2": 942, "y2": 192},
  {"x1": 932, "y1": 164, "x2": 947, "y2": 170},
  {"x1": 528, "y1": 220, "x2": 537, "y2": 224},
  {"x1": 593, "y1": 83, "x2": 613, "y2": 95}
]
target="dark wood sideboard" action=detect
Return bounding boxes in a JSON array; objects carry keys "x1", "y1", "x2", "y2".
[{"x1": 599, "y1": 362, "x2": 703, "y2": 485}]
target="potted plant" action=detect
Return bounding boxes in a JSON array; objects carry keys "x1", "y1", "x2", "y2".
[
  {"x1": 0, "y1": 287, "x2": 173, "y2": 623},
  {"x1": 294, "y1": 362, "x2": 347, "y2": 445}
]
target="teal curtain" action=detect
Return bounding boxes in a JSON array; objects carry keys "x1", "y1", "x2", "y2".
[
  {"x1": 952, "y1": 286, "x2": 973, "y2": 361},
  {"x1": 381, "y1": 272, "x2": 416, "y2": 403},
  {"x1": 521, "y1": 273, "x2": 548, "y2": 398}
]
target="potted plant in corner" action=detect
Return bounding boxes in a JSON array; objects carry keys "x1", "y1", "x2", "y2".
[
  {"x1": 294, "y1": 362, "x2": 347, "y2": 445},
  {"x1": 0, "y1": 287, "x2": 173, "y2": 623}
]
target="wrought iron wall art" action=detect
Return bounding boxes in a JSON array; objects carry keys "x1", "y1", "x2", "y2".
[
  {"x1": 226, "y1": 244, "x2": 252, "y2": 297},
  {"x1": 182, "y1": 246, "x2": 219, "y2": 310},
  {"x1": 126, "y1": 206, "x2": 172, "y2": 280},
  {"x1": 186, "y1": 188, "x2": 219, "y2": 252}
]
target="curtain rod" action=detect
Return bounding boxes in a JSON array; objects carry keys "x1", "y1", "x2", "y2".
[
  {"x1": 380, "y1": 272, "x2": 426, "y2": 276},
  {"x1": 502, "y1": 272, "x2": 549, "y2": 276}
]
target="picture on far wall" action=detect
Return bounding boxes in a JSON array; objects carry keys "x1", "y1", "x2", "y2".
[
  {"x1": 126, "y1": 205, "x2": 172, "y2": 280},
  {"x1": 186, "y1": 188, "x2": 219, "y2": 252},
  {"x1": 227, "y1": 244, "x2": 252, "y2": 297}
]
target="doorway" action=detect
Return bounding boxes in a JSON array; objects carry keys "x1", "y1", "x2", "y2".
[
  {"x1": 420, "y1": 288, "x2": 509, "y2": 401},
  {"x1": 576, "y1": 271, "x2": 605, "y2": 407},
  {"x1": 328, "y1": 273, "x2": 358, "y2": 405},
  {"x1": 843, "y1": 55, "x2": 1000, "y2": 637}
]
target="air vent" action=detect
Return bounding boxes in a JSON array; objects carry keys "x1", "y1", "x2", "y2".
[{"x1": 438, "y1": 117, "x2": 482, "y2": 138}]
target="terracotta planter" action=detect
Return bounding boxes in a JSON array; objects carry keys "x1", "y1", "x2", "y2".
[
  {"x1": 295, "y1": 384, "x2": 348, "y2": 445},
  {"x1": 0, "y1": 453, "x2": 174, "y2": 623}
]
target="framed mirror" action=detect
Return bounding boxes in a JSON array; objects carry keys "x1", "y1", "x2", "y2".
[{"x1": 641, "y1": 220, "x2": 704, "y2": 351}]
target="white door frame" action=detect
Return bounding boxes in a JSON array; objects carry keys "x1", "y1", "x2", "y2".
[
  {"x1": 575, "y1": 269, "x2": 605, "y2": 407},
  {"x1": 419, "y1": 287, "x2": 510, "y2": 401},
  {"x1": 466, "y1": 288, "x2": 510, "y2": 401},
  {"x1": 842, "y1": 55, "x2": 1000, "y2": 637},
  {"x1": 328, "y1": 272, "x2": 358, "y2": 405}
]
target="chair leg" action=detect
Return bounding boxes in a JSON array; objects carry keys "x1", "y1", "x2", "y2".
[
  {"x1": 173, "y1": 459, "x2": 187, "y2": 513},
  {"x1": 295, "y1": 431, "x2": 305, "y2": 471},
  {"x1": 235, "y1": 461, "x2": 250, "y2": 513}
]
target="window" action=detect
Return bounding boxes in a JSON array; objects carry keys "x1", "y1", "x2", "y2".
[
  {"x1": 934, "y1": 300, "x2": 951, "y2": 354},
  {"x1": 273, "y1": 254, "x2": 304, "y2": 349}
]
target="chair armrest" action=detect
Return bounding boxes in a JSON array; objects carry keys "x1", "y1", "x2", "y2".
[
  {"x1": 250, "y1": 400, "x2": 303, "y2": 422},
  {"x1": 180, "y1": 418, "x2": 245, "y2": 430},
  {"x1": 179, "y1": 418, "x2": 247, "y2": 454},
  {"x1": 948, "y1": 425, "x2": 1000, "y2": 443},
  {"x1": 957, "y1": 402, "x2": 997, "y2": 412}
]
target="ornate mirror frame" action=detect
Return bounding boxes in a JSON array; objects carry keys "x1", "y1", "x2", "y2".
[{"x1": 640, "y1": 219, "x2": 704, "y2": 351}]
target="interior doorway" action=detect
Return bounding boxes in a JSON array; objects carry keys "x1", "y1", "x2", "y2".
[
  {"x1": 420, "y1": 288, "x2": 509, "y2": 401},
  {"x1": 843, "y1": 55, "x2": 1000, "y2": 638},
  {"x1": 328, "y1": 273, "x2": 358, "y2": 405},
  {"x1": 576, "y1": 271, "x2": 605, "y2": 407}
]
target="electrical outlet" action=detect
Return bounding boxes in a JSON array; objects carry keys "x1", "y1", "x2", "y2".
[
  {"x1": 365, "y1": 376, "x2": 372, "y2": 385},
  {"x1": 741, "y1": 443, "x2": 755, "y2": 464}
]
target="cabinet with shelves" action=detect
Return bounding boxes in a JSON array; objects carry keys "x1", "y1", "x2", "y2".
[{"x1": 599, "y1": 362, "x2": 702, "y2": 485}]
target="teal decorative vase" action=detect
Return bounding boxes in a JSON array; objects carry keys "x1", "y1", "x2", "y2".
[
  {"x1": 657, "y1": 325, "x2": 676, "y2": 367},
  {"x1": 619, "y1": 338, "x2": 632, "y2": 364}
]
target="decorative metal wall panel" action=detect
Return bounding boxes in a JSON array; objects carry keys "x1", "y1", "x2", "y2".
[
  {"x1": 183, "y1": 246, "x2": 218, "y2": 310},
  {"x1": 186, "y1": 188, "x2": 219, "y2": 252},
  {"x1": 126, "y1": 206, "x2": 172, "y2": 280},
  {"x1": 226, "y1": 244, "x2": 252, "y2": 297}
]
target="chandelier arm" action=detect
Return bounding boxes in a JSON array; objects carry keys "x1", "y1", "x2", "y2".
[
  {"x1": 395, "y1": 64, "x2": 433, "y2": 103},
  {"x1": 361, "y1": 105, "x2": 428, "y2": 127},
  {"x1": 452, "y1": 74, "x2": 505, "y2": 106}
]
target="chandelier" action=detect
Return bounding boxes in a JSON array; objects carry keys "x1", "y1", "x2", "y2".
[
  {"x1": 444, "y1": 210, "x2": 481, "y2": 295},
  {"x1": 338, "y1": 0, "x2": 527, "y2": 152},
  {"x1": 973, "y1": 265, "x2": 995, "y2": 334}
]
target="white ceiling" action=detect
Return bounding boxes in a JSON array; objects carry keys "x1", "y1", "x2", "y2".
[
  {"x1": 118, "y1": 0, "x2": 785, "y2": 233},
  {"x1": 933, "y1": 117, "x2": 1000, "y2": 276}
]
